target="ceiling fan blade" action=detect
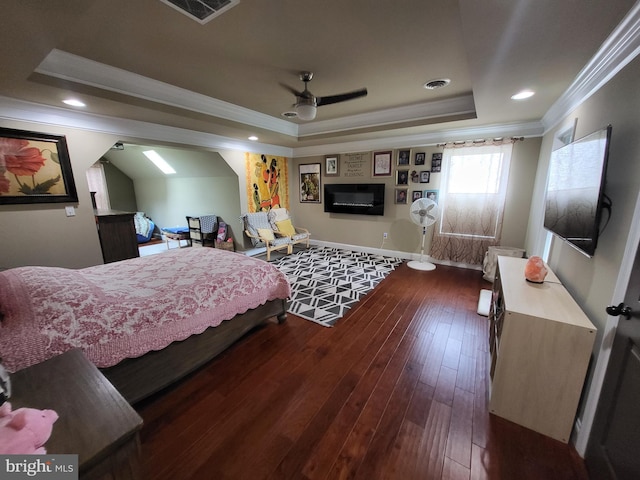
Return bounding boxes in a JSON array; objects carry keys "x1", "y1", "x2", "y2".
[
  {"x1": 317, "y1": 88, "x2": 368, "y2": 107},
  {"x1": 279, "y1": 82, "x2": 305, "y2": 98}
]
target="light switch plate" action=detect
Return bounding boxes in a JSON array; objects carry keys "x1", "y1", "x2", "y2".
[{"x1": 65, "y1": 206, "x2": 76, "y2": 217}]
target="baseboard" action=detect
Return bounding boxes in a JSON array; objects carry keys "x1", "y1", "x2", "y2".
[{"x1": 311, "y1": 240, "x2": 482, "y2": 271}]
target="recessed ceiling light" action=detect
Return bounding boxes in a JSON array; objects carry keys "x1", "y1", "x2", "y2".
[
  {"x1": 62, "y1": 98, "x2": 86, "y2": 107},
  {"x1": 424, "y1": 78, "x2": 451, "y2": 90},
  {"x1": 248, "y1": 136, "x2": 258, "y2": 141},
  {"x1": 143, "y1": 150, "x2": 176, "y2": 175},
  {"x1": 511, "y1": 90, "x2": 535, "y2": 100},
  {"x1": 282, "y1": 111, "x2": 298, "y2": 118}
]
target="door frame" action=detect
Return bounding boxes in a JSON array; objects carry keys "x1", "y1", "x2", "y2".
[{"x1": 575, "y1": 188, "x2": 640, "y2": 455}]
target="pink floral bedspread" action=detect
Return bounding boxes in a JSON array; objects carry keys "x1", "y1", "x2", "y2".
[{"x1": 0, "y1": 248, "x2": 291, "y2": 372}]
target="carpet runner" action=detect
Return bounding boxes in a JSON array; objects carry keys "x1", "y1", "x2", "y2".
[{"x1": 273, "y1": 246, "x2": 403, "y2": 327}]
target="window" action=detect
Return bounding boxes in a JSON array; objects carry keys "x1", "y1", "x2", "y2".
[{"x1": 430, "y1": 143, "x2": 513, "y2": 265}]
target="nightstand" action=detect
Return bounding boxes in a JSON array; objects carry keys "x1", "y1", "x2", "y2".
[{"x1": 10, "y1": 349, "x2": 143, "y2": 480}]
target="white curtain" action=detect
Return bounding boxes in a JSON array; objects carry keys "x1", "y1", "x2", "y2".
[
  {"x1": 86, "y1": 162, "x2": 110, "y2": 210},
  {"x1": 430, "y1": 142, "x2": 513, "y2": 265}
]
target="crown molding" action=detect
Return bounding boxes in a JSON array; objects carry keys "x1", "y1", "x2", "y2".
[
  {"x1": 35, "y1": 49, "x2": 478, "y2": 139},
  {"x1": 292, "y1": 121, "x2": 544, "y2": 158},
  {"x1": 296, "y1": 95, "x2": 476, "y2": 137},
  {"x1": 542, "y1": 1, "x2": 640, "y2": 133},
  {"x1": 0, "y1": 94, "x2": 542, "y2": 159},
  {"x1": 35, "y1": 49, "x2": 299, "y2": 138},
  {"x1": 0, "y1": 95, "x2": 292, "y2": 157}
]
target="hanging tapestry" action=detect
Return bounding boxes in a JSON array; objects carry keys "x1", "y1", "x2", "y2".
[{"x1": 245, "y1": 153, "x2": 289, "y2": 212}]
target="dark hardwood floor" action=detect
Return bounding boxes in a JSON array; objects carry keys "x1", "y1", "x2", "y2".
[{"x1": 136, "y1": 262, "x2": 590, "y2": 479}]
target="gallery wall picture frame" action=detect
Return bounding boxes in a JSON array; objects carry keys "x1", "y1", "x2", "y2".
[
  {"x1": 0, "y1": 127, "x2": 78, "y2": 205},
  {"x1": 373, "y1": 150, "x2": 392, "y2": 176},
  {"x1": 412, "y1": 190, "x2": 423, "y2": 201},
  {"x1": 325, "y1": 155, "x2": 340, "y2": 177},
  {"x1": 414, "y1": 152, "x2": 426, "y2": 165},
  {"x1": 424, "y1": 190, "x2": 439, "y2": 203},
  {"x1": 394, "y1": 188, "x2": 408, "y2": 204},
  {"x1": 431, "y1": 152, "x2": 442, "y2": 172},
  {"x1": 396, "y1": 169, "x2": 409, "y2": 186},
  {"x1": 397, "y1": 149, "x2": 411, "y2": 166},
  {"x1": 420, "y1": 171, "x2": 431, "y2": 183},
  {"x1": 299, "y1": 163, "x2": 321, "y2": 203}
]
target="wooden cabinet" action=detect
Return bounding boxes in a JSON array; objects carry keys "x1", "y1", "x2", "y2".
[
  {"x1": 95, "y1": 210, "x2": 139, "y2": 263},
  {"x1": 488, "y1": 256, "x2": 596, "y2": 443},
  {"x1": 11, "y1": 349, "x2": 143, "y2": 480}
]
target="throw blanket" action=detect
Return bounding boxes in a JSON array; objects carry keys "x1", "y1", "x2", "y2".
[
  {"x1": 134, "y1": 212, "x2": 152, "y2": 238},
  {"x1": 0, "y1": 248, "x2": 291, "y2": 372}
]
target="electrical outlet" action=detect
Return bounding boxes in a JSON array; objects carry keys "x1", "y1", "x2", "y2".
[{"x1": 383, "y1": 232, "x2": 388, "y2": 239}]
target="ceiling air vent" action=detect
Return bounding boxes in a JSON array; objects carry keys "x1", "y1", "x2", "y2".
[
  {"x1": 424, "y1": 78, "x2": 451, "y2": 90},
  {"x1": 160, "y1": 0, "x2": 240, "y2": 25}
]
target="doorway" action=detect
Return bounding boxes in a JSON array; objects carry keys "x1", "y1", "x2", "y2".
[{"x1": 585, "y1": 236, "x2": 640, "y2": 479}]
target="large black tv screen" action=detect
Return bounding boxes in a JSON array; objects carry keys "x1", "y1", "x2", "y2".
[
  {"x1": 324, "y1": 183, "x2": 385, "y2": 215},
  {"x1": 543, "y1": 125, "x2": 612, "y2": 257}
]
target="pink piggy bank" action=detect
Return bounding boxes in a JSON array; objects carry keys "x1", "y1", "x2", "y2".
[{"x1": 0, "y1": 402, "x2": 58, "y2": 454}]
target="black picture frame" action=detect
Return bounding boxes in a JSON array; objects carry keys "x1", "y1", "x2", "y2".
[
  {"x1": 397, "y1": 149, "x2": 411, "y2": 166},
  {"x1": 394, "y1": 188, "x2": 408, "y2": 204},
  {"x1": 396, "y1": 169, "x2": 409, "y2": 185},
  {"x1": 414, "y1": 152, "x2": 426, "y2": 165},
  {"x1": 299, "y1": 163, "x2": 321, "y2": 203},
  {"x1": 431, "y1": 152, "x2": 442, "y2": 172},
  {"x1": 420, "y1": 171, "x2": 431, "y2": 183},
  {"x1": 0, "y1": 127, "x2": 78, "y2": 204},
  {"x1": 325, "y1": 155, "x2": 340, "y2": 177}
]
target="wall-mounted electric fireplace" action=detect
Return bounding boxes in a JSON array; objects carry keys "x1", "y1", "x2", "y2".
[{"x1": 323, "y1": 183, "x2": 385, "y2": 216}]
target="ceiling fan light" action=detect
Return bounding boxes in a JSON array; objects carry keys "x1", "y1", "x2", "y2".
[{"x1": 295, "y1": 103, "x2": 317, "y2": 121}]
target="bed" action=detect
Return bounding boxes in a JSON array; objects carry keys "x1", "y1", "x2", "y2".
[{"x1": 0, "y1": 248, "x2": 290, "y2": 403}]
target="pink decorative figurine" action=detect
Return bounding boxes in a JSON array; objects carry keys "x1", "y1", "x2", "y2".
[
  {"x1": 524, "y1": 256, "x2": 548, "y2": 283},
  {"x1": 0, "y1": 402, "x2": 58, "y2": 454}
]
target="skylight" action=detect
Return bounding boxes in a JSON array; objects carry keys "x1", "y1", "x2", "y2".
[
  {"x1": 159, "y1": 0, "x2": 240, "y2": 25},
  {"x1": 143, "y1": 150, "x2": 176, "y2": 175}
]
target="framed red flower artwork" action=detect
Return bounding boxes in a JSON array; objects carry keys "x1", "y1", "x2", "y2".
[{"x1": 0, "y1": 127, "x2": 78, "y2": 204}]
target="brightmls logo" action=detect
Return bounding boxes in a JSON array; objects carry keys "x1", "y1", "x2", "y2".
[{"x1": 1, "y1": 455, "x2": 77, "y2": 479}]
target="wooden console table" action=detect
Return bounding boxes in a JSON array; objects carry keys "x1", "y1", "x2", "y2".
[{"x1": 10, "y1": 349, "x2": 143, "y2": 479}]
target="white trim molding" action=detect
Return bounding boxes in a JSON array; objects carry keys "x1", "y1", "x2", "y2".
[
  {"x1": 543, "y1": 1, "x2": 640, "y2": 133},
  {"x1": 0, "y1": 95, "x2": 292, "y2": 158}
]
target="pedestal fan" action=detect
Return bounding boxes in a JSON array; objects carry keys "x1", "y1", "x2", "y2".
[{"x1": 408, "y1": 197, "x2": 440, "y2": 271}]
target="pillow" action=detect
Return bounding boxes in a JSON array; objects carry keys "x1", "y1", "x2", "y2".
[
  {"x1": 257, "y1": 228, "x2": 275, "y2": 241},
  {"x1": 275, "y1": 219, "x2": 296, "y2": 236}
]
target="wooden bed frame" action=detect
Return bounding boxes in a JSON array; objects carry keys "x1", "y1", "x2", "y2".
[{"x1": 100, "y1": 298, "x2": 287, "y2": 404}]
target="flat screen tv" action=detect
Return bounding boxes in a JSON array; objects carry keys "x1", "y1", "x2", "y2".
[
  {"x1": 543, "y1": 125, "x2": 612, "y2": 257},
  {"x1": 324, "y1": 183, "x2": 385, "y2": 216}
]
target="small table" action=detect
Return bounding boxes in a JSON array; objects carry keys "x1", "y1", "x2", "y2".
[{"x1": 10, "y1": 349, "x2": 143, "y2": 480}]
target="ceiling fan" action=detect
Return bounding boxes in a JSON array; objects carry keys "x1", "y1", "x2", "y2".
[{"x1": 281, "y1": 72, "x2": 367, "y2": 121}]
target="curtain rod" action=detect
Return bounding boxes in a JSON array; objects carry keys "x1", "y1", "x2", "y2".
[{"x1": 437, "y1": 136, "x2": 524, "y2": 148}]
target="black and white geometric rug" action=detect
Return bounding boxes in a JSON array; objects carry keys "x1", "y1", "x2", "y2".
[{"x1": 273, "y1": 246, "x2": 403, "y2": 327}]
